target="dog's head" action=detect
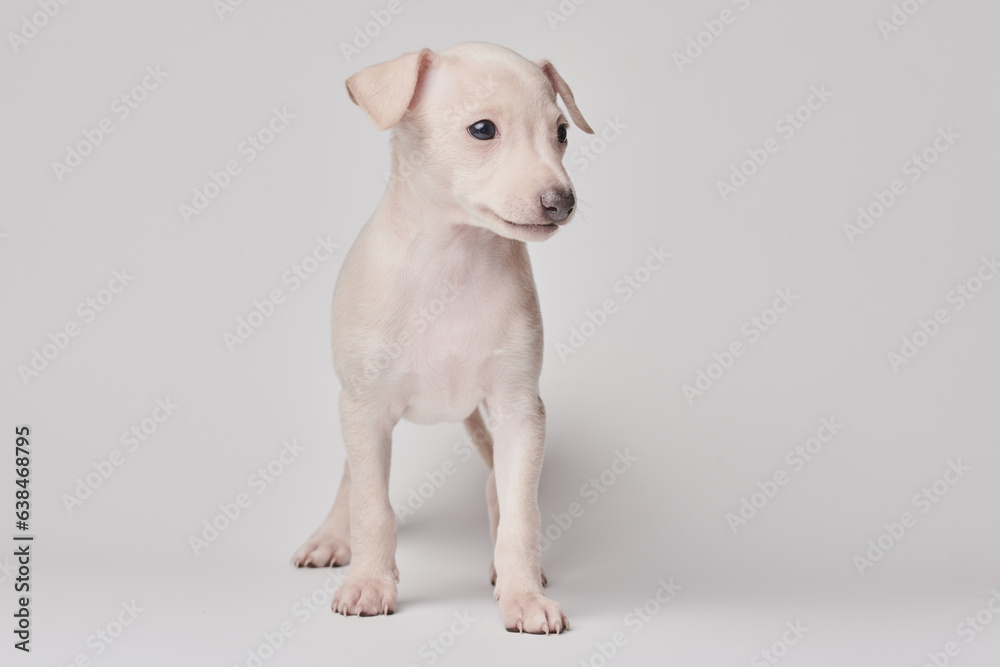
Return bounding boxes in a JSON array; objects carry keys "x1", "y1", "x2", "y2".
[{"x1": 346, "y1": 42, "x2": 594, "y2": 242}]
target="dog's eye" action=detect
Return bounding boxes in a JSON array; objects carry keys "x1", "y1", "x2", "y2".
[
  {"x1": 468, "y1": 120, "x2": 497, "y2": 140},
  {"x1": 557, "y1": 123, "x2": 568, "y2": 144}
]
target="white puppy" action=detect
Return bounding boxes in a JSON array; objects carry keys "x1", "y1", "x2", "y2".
[{"x1": 292, "y1": 42, "x2": 593, "y2": 634}]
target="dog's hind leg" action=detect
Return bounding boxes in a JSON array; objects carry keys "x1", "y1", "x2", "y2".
[
  {"x1": 291, "y1": 459, "x2": 352, "y2": 567},
  {"x1": 464, "y1": 404, "x2": 494, "y2": 467}
]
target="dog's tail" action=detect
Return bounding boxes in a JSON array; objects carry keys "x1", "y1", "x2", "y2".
[{"x1": 464, "y1": 405, "x2": 493, "y2": 469}]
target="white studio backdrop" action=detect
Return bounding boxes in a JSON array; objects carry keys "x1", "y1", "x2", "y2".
[{"x1": 1, "y1": 1, "x2": 999, "y2": 665}]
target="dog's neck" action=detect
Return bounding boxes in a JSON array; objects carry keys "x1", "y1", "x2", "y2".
[
  {"x1": 376, "y1": 149, "x2": 517, "y2": 252},
  {"x1": 368, "y1": 171, "x2": 528, "y2": 293}
]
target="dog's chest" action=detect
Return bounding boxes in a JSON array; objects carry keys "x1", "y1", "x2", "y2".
[{"x1": 399, "y1": 277, "x2": 514, "y2": 423}]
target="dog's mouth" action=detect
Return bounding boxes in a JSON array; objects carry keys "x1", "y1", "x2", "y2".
[
  {"x1": 481, "y1": 209, "x2": 563, "y2": 237},
  {"x1": 503, "y1": 219, "x2": 559, "y2": 232}
]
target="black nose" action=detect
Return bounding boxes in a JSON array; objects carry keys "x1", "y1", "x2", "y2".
[{"x1": 540, "y1": 189, "x2": 575, "y2": 223}]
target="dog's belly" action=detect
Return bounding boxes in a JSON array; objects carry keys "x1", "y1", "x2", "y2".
[
  {"x1": 398, "y1": 323, "x2": 497, "y2": 425},
  {"x1": 400, "y1": 355, "x2": 488, "y2": 424},
  {"x1": 401, "y1": 385, "x2": 484, "y2": 424}
]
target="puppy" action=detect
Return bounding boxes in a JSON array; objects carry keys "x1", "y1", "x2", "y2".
[{"x1": 292, "y1": 42, "x2": 593, "y2": 635}]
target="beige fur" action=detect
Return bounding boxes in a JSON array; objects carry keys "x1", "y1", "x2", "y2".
[{"x1": 291, "y1": 42, "x2": 592, "y2": 634}]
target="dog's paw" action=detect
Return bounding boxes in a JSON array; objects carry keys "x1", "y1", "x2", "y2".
[
  {"x1": 490, "y1": 561, "x2": 547, "y2": 587},
  {"x1": 291, "y1": 533, "x2": 351, "y2": 568},
  {"x1": 332, "y1": 575, "x2": 397, "y2": 616},
  {"x1": 497, "y1": 591, "x2": 568, "y2": 635}
]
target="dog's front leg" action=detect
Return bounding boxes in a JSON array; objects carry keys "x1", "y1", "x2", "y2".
[
  {"x1": 331, "y1": 393, "x2": 399, "y2": 616},
  {"x1": 489, "y1": 395, "x2": 568, "y2": 634}
]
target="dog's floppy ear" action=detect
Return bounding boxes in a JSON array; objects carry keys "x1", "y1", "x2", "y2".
[
  {"x1": 346, "y1": 48, "x2": 435, "y2": 131},
  {"x1": 538, "y1": 60, "x2": 594, "y2": 134}
]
